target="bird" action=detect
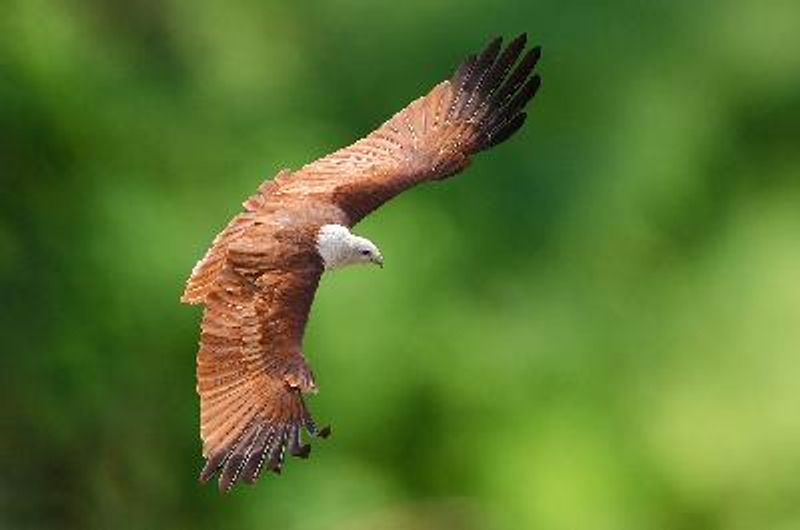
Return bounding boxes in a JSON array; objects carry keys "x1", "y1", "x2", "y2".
[{"x1": 181, "y1": 34, "x2": 542, "y2": 491}]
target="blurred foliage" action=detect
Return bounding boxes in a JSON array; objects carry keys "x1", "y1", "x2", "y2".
[{"x1": 2, "y1": 0, "x2": 800, "y2": 529}]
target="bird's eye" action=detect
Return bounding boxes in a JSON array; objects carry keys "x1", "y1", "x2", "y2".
[{"x1": 360, "y1": 249, "x2": 371, "y2": 256}]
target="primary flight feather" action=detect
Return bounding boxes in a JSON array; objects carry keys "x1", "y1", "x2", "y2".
[{"x1": 182, "y1": 34, "x2": 542, "y2": 491}]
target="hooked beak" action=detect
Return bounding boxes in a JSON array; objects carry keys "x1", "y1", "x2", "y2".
[{"x1": 371, "y1": 254, "x2": 384, "y2": 268}]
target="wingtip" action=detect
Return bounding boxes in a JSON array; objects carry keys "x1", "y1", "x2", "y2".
[
  {"x1": 487, "y1": 35, "x2": 503, "y2": 49},
  {"x1": 198, "y1": 452, "x2": 223, "y2": 484},
  {"x1": 531, "y1": 73, "x2": 542, "y2": 92},
  {"x1": 217, "y1": 469, "x2": 236, "y2": 493}
]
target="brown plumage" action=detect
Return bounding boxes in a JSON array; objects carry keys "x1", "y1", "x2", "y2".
[{"x1": 182, "y1": 35, "x2": 541, "y2": 491}]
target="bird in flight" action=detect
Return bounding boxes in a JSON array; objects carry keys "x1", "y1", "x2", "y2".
[{"x1": 182, "y1": 34, "x2": 542, "y2": 491}]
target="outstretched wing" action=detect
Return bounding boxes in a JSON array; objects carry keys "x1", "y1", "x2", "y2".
[
  {"x1": 194, "y1": 225, "x2": 329, "y2": 491},
  {"x1": 278, "y1": 34, "x2": 542, "y2": 224}
]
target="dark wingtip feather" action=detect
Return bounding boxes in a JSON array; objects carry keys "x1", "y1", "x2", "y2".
[
  {"x1": 449, "y1": 34, "x2": 542, "y2": 152},
  {"x1": 215, "y1": 425, "x2": 265, "y2": 492},
  {"x1": 452, "y1": 53, "x2": 477, "y2": 92},
  {"x1": 239, "y1": 426, "x2": 274, "y2": 485},
  {"x1": 199, "y1": 398, "x2": 330, "y2": 491},
  {"x1": 486, "y1": 112, "x2": 528, "y2": 150},
  {"x1": 530, "y1": 44, "x2": 542, "y2": 63},
  {"x1": 218, "y1": 454, "x2": 244, "y2": 492},
  {"x1": 199, "y1": 452, "x2": 225, "y2": 484},
  {"x1": 265, "y1": 429, "x2": 288, "y2": 473},
  {"x1": 503, "y1": 75, "x2": 541, "y2": 121},
  {"x1": 483, "y1": 36, "x2": 504, "y2": 59}
]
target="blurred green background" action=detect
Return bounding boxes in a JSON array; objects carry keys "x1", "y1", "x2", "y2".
[{"x1": 2, "y1": 0, "x2": 800, "y2": 529}]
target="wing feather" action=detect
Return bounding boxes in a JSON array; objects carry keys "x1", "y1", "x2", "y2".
[
  {"x1": 277, "y1": 35, "x2": 541, "y2": 224},
  {"x1": 192, "y1": 233, "x2": 327, "y2": 491}
]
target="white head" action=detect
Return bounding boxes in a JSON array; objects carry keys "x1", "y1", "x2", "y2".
[{"x1": 316, "y1": 224, "x2": 384, "y2": 271}]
